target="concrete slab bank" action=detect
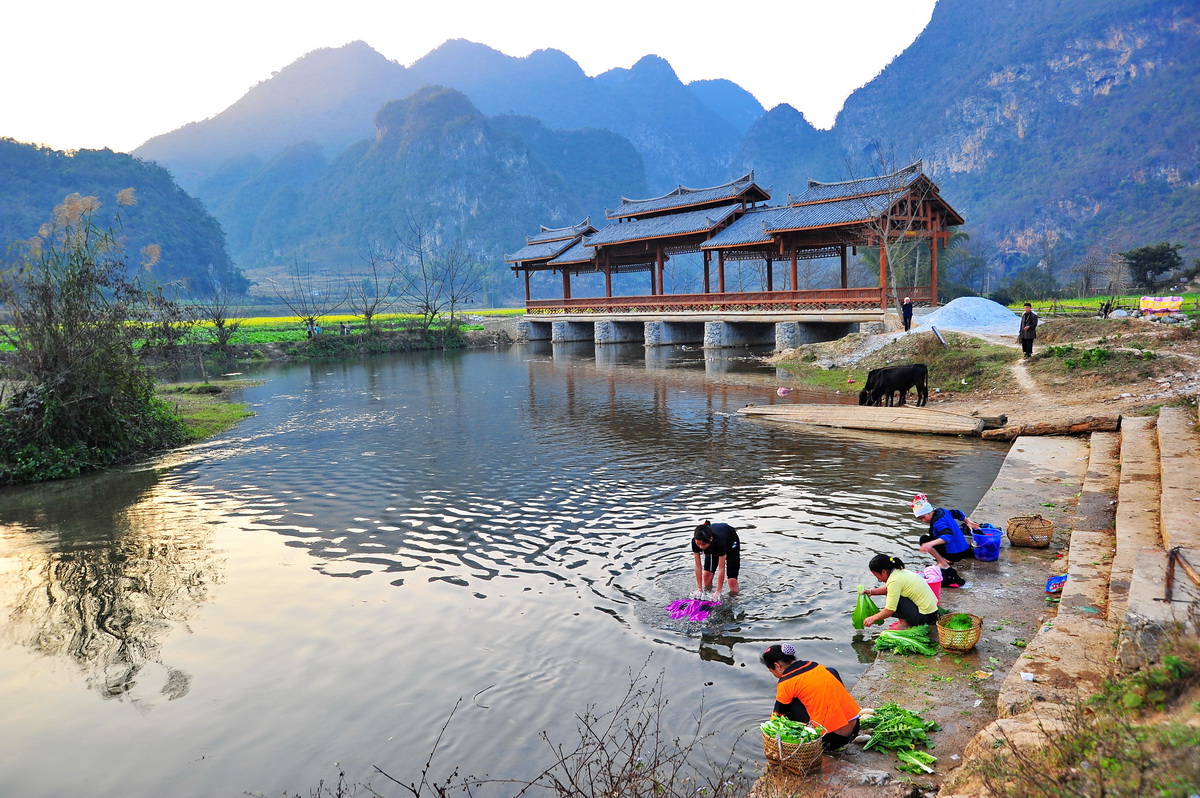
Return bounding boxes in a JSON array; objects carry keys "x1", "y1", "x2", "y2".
[{"x1": 752, "y1": 436, "x2": 1091, "y2": 797}]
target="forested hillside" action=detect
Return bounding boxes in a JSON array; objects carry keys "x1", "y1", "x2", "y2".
[
  {"x1": 0, "y1": 139, "x2": 246, "y2": 295},
  {"x1": 740, "y1": 0, "x2": 1199, "y2": 288},
  {"x1": 223, "y1": 87, "x2": 645, "y2": 301},
  {"x1": 137, "y1": 40, "x2": 752, "y2": 196}
]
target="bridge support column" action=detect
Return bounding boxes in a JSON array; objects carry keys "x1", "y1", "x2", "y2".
[
  {"x1": 774, "y1": 321, "x2": 862, "y2": 351},
  {"x1": 594, "y1": 321, "x2": 645, "y2": 345},
  {"x1": 644, "y1": 321, "x2": 705, "y2": 347},
  {"x1": 519, "y1": 320, "x2": 553, "y2": 341},
  {"x1": 551, "y1": 321, "x2": 596, "y2": 343},
  {"x1": 703, "y1": 321, "x2": 776, "y2": 348}
]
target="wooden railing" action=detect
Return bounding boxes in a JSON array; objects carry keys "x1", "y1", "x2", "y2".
[{"x1": 525, "y1": 287, "x2": 933, "y2": 314}]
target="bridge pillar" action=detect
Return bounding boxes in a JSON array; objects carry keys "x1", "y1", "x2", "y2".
[
  {"x1": 774, "y1": 321, "x2": 862, "y2": 351},
  {"x1": 644, "y1": 321, "x2": 705, "y2": 347},
  {"x1": 519, "y1": 320, "x2": 553, "y2": 341},
  {"x1": 551, "y1": 321, "x2": 595, "y2": 343},
  {"x1": 594, "y1": 320, "x2": 645, "y2": 345},
  {"x1": 703, "y1": 321, "x2": 776, "y2": 348}
]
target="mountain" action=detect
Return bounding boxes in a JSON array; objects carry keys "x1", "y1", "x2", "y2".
[
  {"x1": 137, "y1": 40, "x2": 759, "y2": 196},
  {"x1": 126, "y1": 1, "x2": 1197, "y2": 301},
  {"x1": 222, "y1": 87, "x2": 645, "y2": 287},
  {"x1": 0, "y1": 138, "x2": 245, "y2": 295},
  {"x1": 739, "y1": 0, "x2": 1199, "y2": 278},
  {"x1": 136, "y1": 41, "x2": 410, "y2": 190}
]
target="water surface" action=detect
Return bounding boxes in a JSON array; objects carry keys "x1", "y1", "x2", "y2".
[{"x1": 0, "y1": 343, "x2": 1007, "y2": 796}]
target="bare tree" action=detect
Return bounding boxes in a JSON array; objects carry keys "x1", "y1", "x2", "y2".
[
  {"x1": 191, "y1": 265, "x2": 248, "y2": 348},
  {"x1": 395, "y1": 214, "x2": 485, "y2": 339},
  {"x1": 847, "y1": 146, "x2": 940, "y2": 311},
  {"x1": 271, "y1": 258, "x2": 346, "y2": 335},
  {"x1": 346, "y1": 243, "x2": 402, "y2": 336}
]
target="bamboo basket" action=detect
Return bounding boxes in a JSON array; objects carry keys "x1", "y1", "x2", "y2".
[
  {"x1": 762, "y1": 731, "x2": 824, "y2": 774},
  {"x1": 1007, "y1": 515, "x2": 1054, "y2": 548},
  {"x1": 936, "y1": 613, "x2": 983, "y2": 653}
]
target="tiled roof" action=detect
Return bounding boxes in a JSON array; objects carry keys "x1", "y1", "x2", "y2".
[
  {"x1": 505, "y1": 237, "x2": 578, "y2": 263},
  {"x1": 701, "y1": 206, "x2": 785, "y2": 249},
  {"x1": 608, "y1": 173, "x2": 768, "y2": 219},
  {"x1": 764, "y1": 194, "x2": 894, "y2": 233},
  {"x1": 792, "y1": 161, "x2": 923, "y2": 205},
  {"x1": 548, "y1": 238, "x2": 595, "y2": 267},
  {"x1": 588, "y1": 204, "x2": 742, "y2": 247},
  {"x1": 526, "y1": 218, "x2": 594, "y2": 244}
]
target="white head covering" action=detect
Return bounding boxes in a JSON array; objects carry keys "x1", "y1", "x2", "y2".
[{"x1": 911, "y1": 493, "x2": 934, "y2": 517}]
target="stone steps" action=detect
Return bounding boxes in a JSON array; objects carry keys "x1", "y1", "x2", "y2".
[
  {"x1": 997, "y1": 405, "x2": 1200, "y2": 713},
  {"x1": 1110, "y1": 416, "x2": 1161, "y2": 621},
  {"x1": 1118, "y1": 405, "x2": 1200, "y2": 668},
  {"x1": 995, "y1": 430, "x2": 1121, "y2": 715}
]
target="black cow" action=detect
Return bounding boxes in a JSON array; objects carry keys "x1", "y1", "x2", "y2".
[{"x1": 858, "y1": 364, "x2": 929, "y2": 407}]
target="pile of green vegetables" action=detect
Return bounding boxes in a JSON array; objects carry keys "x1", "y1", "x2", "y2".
[
  {"x1": 761, "y1": 715, "x2": 824, "y2": 744},
  {"x1": 860, "y1": 703, "x2": 940, "y2": 774},
  {"x1": 872, "y1": 624, "x2": 939, "y2": 656},
  {"x1": 942, "y1": 612, "x2": 976, "y2": 630}
]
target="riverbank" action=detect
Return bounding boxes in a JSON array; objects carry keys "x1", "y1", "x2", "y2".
[
  {"x1": 158, "y1": 381, "x2": 256, "y2": 441},
  {"x1": 751, "y1": 314, "x2": 1200, "y2": 797}
]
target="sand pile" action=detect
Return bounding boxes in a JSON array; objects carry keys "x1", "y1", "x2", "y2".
[{"x1": 917, "y1": 297, "x2": 1020, "y2": 336}]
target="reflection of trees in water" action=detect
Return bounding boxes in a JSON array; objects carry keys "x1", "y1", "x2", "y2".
[{"x1": 1, "y1": 467, "x2": 224, "y2": 708}]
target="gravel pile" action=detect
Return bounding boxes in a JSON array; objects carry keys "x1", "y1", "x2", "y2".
[{"x1": 917, "y1": 297, "x2": 1020, "y2": 336}]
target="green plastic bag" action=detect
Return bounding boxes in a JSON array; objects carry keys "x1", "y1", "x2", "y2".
[{"x1": 852, "y1": 585, "x2": 878, "y2": 629}]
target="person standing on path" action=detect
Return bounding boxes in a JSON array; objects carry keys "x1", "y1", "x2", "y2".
[
  {"x1": 901, "y1": 296, "x2": 914, "y2": 332},
  {"x1": 692, "y1": 520, "x2": 741, "y2": 597},
  {"x1": 1019, "y1": 302, "x2": 1039, "y2": 358}
]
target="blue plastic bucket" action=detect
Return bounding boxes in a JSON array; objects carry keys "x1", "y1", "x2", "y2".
[{"x1": 973, "y1": 526, "x2": 1002, "y2": 561}]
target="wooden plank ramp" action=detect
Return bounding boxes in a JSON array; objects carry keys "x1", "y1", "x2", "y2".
[{"x1": 736, "y1": 403, "x2": 985, "y2": 436}]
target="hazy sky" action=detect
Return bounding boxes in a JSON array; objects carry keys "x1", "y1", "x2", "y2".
[{"x1": 2, "y1": 0, "x2": 936, "y2": 154}]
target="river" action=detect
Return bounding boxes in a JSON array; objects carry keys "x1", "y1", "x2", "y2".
[{"x1": 0, "y1": 342, "x2": 1008, "y2": 797}]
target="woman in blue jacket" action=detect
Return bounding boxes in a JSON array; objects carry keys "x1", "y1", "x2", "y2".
[{"x1": 912, "y1": 493, "x2": 979, "y2": 569}]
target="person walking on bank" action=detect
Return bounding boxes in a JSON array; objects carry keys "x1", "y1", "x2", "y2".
[
  {"x1": 691, "y1": 520, "x2": 741, "y2": 597},
  {"x1": 901, "y1": 296, "x2": 914, "y2": 333},
  {"x1": 1019, "y1": 302, "x2": 1038, "y2": 358},
  {"x1": 760, "y1": 644, "x2": 861, "y2": 751}
]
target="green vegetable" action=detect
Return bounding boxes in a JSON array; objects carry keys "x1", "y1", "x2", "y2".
[
  {"x1": 860, "y1": 703, "x2": 940, "y2": 752},
  {"x1": 761, "y1": 715, "x2": 823, "y2": 745},
  {"x1": 944, "y1": 613, "x2": 975, "y2": 631},
  {"x1": 873, "y1": 625, "x2": 939, "y2": 656},
  {"x1": 896, "y1": 749, "x2": 937, "y2": 774}
]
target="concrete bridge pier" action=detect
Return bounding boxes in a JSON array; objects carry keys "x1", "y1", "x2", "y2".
[
  {"x1": 703, "y1": 321, "x2": 776, "y2": 348},
  {"x1": 774, "y1": 321, "x2": 854, "y2": 350},
  {"x1": 644, "y1": 321, "x2": 705, "y2": 347},
  {"x1": 519, "y1": 320, "x2": 553, "y2": 341},
  {"x1": 594, "y1": 321, "x2": 645, "y2": 345},
  {"x1": 550, "y1": 320, "x2": 595, "y2": 343}
]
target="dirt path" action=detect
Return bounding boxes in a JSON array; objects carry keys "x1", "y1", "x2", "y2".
[{"x1": 1006, "y1": 360, "x2": 1052, "y2": 409}]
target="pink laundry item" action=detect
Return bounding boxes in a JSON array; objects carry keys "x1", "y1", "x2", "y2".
[{"x1": 663, "y1": 598, "x2": 719, "y2": 622}]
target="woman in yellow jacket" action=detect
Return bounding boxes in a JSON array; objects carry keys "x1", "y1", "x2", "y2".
[{"x1": 861, "y1": 554, "x2": 939, "y2": 630}]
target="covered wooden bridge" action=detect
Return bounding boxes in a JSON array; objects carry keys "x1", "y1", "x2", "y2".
[
  {"x1": 507, "y1": 162, "x2": 963, "y2": 314},
  {"x1": 506, "y1": 163, "x2": 963, "y2": 349}
]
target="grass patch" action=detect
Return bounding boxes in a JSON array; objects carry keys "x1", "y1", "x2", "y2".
[
  {"x1": 971, "y1": 631, "x2": 1200, "y2": 797},
  {"x1": 159, "y1": 381, "x2": 256, "y2": 442},
  {"x1": 1034, "y1": 342, "x2": 1175, "y2": 386},
  {"x1": 774, "y1": 329, "x2": 1018, "y2": 397}
]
